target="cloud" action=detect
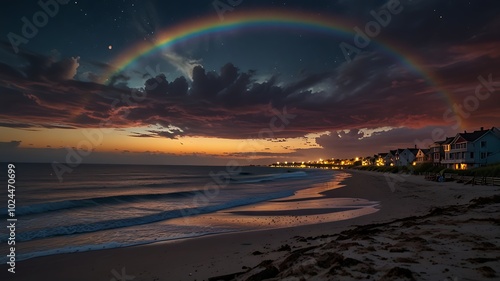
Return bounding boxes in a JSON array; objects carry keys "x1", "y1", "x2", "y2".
[
  {"x1": 107, "y1": 73, "x2": 131, "y2": 87},
  {"x1": 0, "y1": 43, "x2": 80, "y2": 81},
  {"x1": 292, "y1": 126, "x2": 460, "y2": 159},
  {"x1": 79, "y1": 71, "x2": 101, "y2": 83},
  {"x1": 162, "y1": 51, "x2": 202, "y2": 81},
  {"x1": 129, "y1": 125, "x2": 184, "y2": 139},
  {"x1": 48, "y1": 56, "x2": 80, "y2": 81},
  {"x1": 0, "y1": 43, "x2": 499, "y2": 144},
  {"x1": 0, "y1": 140, "x2": 21, "y2": 149}
]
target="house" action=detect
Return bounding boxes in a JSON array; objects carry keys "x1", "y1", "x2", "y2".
[
  {"x1": 384, "y1": 150, "x2": 397, "y2": 166},
  {"x1": 376, "y1": 153, "x2": 388, "y2": 166},
  {"x1": 430, "y1": 137, "x2": 453, "y2": 166},
  {"x1": 362, "y1": 156, "x2": 375, "y2": 166},
  {"x1": 441, "y1": 127, "x2": 500, "y2": 169},
  {"x1": 415, "y1": 149, "x2": 431, "y2": 165},
  {"x1": 395, "y1": 148, "x2": 418, "y2": 166}
]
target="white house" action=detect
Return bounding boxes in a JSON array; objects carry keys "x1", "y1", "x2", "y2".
[
  {"x1": 394, "y1": 148, "x2": 418, "y2": 166},
  {"x1": 441, "y1": 127, "x2": 500, "y2": 169}
]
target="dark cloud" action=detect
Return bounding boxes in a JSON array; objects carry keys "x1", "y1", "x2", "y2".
[
  {"x1": 108, "y1": 73, "x2": 131, "y2": 87},
  {"x1": 129, "y1": 127, "x2": 183, "y2": 139},
  {"x1": 144, "y1": 74, "x2": 169, "y2": 97},
  {"x1": 79, "y1": 71, "x2": 101, "y2": 83},
  {"x1": 312, "y1": 126, "x2": 454, "y2": 159},
  {"x1": 0, "y1": 140, "x2": 21, "y2": 149},
  {"x1": 0, "y1": 41, "x2": 499, "y2": 143},
  {"x1": 222, "y1": 151, "x2": 296, "y2": 158},
  {"x1": 0, "y1": 51, "x2": 133, "y2": 129},
  {"x1": 0, "y1": 122, "x2": 35, "y2": 129},
  {"x1": 0, "y1": 43, "x2": 80, "y2": 81},
  {"x1": 264, "y1": 126, "x2": 462, "y2": 160}
]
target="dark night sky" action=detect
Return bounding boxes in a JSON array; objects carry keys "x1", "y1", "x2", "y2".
[{"x1": 0, "y1": 0, "x2": 499, "y2": 165}]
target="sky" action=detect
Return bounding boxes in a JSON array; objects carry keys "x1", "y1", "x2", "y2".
[{"x1": 0, "y1": 0, "x2": 499, "y2": 166}]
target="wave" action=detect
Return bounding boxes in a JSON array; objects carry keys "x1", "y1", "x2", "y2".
[
  {"x1": 41, "y1": 179, "x2": 194, "y2": 193},
  {"x1": 6, "y1": 191, "x2": 197, "y2": 216},
  {"x1": 3, "y1": 190, "x2": 294, "y2": 243},
  {"x1": 4, "y1": 171, "x2": 309, "y2": 218},
  {"x1": 1, "y1": 229, "x2": 234, "y2": 263},
  {"x1": 233, "y1": 171, "x2": 308, "y2": 183}
]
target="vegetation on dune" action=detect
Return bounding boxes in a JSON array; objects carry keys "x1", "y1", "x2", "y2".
[{"x1": 354, "y1": 163, "x2": 500, "y2": 177}]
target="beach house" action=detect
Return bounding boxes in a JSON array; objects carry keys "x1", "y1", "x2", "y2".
[
  {"x1": 376, "y1": 153, "x2": 388, "y2": 166},
  {"x1": 430, "y1": 137, "x2": 453, "y2": 166},
  {"x1": 393, "y1": 148, "x2": 418, "y2": 166},
  {"x1": 415, "y1": 149, "x2": 431, "y2": 165},
  {"x1": 385, "y1": 150, "x2": 397, "y2": 166},
  {"x1": 441, "y1": 127, "x2": 500, "y2": 169}
]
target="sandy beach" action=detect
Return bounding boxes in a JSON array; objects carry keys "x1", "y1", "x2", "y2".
[{"x1": 2, "y1": 170, "x2": 499, "y2": 281}]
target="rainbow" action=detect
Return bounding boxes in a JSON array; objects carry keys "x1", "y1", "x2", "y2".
[{"x1": 103, "y1": 9, "x2": 454, "y2": 112}]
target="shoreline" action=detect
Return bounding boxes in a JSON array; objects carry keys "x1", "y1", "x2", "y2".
[{"x1": 1, "y1": 170, "x2": 499, "y2": 280}]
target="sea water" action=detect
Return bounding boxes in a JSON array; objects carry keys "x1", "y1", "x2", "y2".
[{"x1": 0, "y1": 163, "x2": 377, "y2": 262}]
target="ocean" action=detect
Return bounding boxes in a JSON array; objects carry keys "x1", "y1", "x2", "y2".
[{"x1": 0, "y1": 163, "x2": 378, "y2": 263}]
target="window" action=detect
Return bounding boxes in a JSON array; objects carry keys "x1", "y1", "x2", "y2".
[
  {"x1": 481, "y1": 141, "x2": 487, "y2": 148},
  {"x1": 481, "y1": 152, "x2": 487, "y2": 159},
  {"x1": 444, "y1": 145, "x2": 450, "y2": 151},
  {"x1": 470, "y1": 152, "x2": 474, "y2": 158}
]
